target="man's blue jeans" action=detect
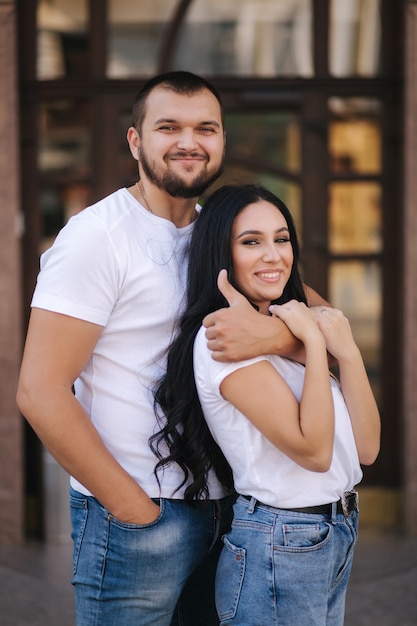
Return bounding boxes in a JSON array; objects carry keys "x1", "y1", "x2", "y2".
[
  {"x1": 69, "y1": 487, "x2": 235, "y2": 625},
  {"x1": 215, "y1": 495, "x2": 358, "y2": 626}
]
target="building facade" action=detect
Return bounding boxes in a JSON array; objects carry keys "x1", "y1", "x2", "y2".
[{"x1": 0, "y1": 0, "x2": 416, "y2": 544}]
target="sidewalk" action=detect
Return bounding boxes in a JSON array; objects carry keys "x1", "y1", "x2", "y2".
[
  {"x1": 345, "y1": 528, "x2": 417, "y2": 626},
  {"x1": 0, "y1": 542, "x2": 74, "y2": 626},
  {"x1": 0, "y1": 527, "x2": 416, "y2": 625}
]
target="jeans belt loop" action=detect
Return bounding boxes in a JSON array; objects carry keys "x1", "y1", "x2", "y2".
[
  {"x1": 331, "y1": 500, "x2": 338, "y2": 522},
  {"x1": 247, "y1": 496, "x2": 257, "y2": 514}
]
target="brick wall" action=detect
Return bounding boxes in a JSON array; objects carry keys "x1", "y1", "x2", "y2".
[{"x1": 0, "y1": 0, "x2": 24, "y2": 544}]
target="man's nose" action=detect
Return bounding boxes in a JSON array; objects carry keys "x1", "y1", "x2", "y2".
[{"x1": 176, "y1": 129, "x2": 198, "y2": 151}]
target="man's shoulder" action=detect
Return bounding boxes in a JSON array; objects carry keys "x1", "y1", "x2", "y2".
[
  {"x1": 67, "y1": 188, "x2": 142, "y2": 237},
  {"x1": 82, "y1": 188, "x2": 131, "y2": 220}
]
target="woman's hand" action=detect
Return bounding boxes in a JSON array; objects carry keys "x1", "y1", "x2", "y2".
[
  {"x1": 310, "y1": 306, "x2": 358, "y2": 361},
  {"x1": 111, "y1": 498, "x2": 161, "y2": 525},
  {"x1": 269, "y1": 300, "x2": 325, "y2": 348}
]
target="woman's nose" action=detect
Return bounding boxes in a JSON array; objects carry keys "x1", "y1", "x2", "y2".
[{"x1": 262, "y1": 242, "x2": 281, "y2": 261}]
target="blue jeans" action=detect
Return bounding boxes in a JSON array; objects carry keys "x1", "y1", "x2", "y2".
[
  {"x1": 69, "y1": 487, "x2": 235, "y2": 626},
  {"x1": 215, "y1": 495, "x2": 358, "y2": 626}
]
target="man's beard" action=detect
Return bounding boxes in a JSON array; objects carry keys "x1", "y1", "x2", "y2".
[{"x1": 139, "y1": 148, "x2": 224, "y2": 198}]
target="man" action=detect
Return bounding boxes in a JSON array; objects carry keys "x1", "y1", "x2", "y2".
[{"x1": 17, "y1": 71, "x2": 327, "y2": 625}]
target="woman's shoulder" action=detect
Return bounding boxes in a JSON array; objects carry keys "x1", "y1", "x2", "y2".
[
  {"x1": 193, "y1": 325, "x2": 213, "y2": 367},
  {"x1": 194, "y1": 327, "x2": 278, "y2": 392}
]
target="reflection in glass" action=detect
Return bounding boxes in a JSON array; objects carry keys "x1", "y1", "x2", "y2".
[
  {"x1": 329, "y1": 260, "x2": 381, "y2": 401},
  {"x1": 329, "y1": 98, "x2": 381, "y2": 175},
  {"x1": 225, "y1": 112, "x2": 301, "y2": 174},
  {"x1": 329, "y1": 182, "x2": 382, "y2": 254},
  {"x1": 329, "y1": 0, "x2": 381, "y2": 77},
  {"x1": 38, "y1": 99, "x2": 91, "y2": 251},
  {"x1": 175, "y1": 0, "x2": 313, "y2": 76},
  {"x1": 107, "y1": 0, "x2": 177, "y2": 77},
  {"x1": 38, "y1": 100, "x2": 91, "y2": 175},
  {"x1": 37, "y1": 0, "x2": 88, "y2": 79},
  {"x1": 211, "y1": 110, "x2": 302, "y2": 233},
  {"x1": 107, "y1": 0, "x2": 313, "y2": 78},
  {"x1": 263, "y1": 178, "x2": 301, "y2": 239},
  {"x1": 40, "y1": 184, "x2": 90, "y2": 253}
]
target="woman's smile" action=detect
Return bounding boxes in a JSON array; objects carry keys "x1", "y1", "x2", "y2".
[{"x1": 255, "y1": 270, "x2": 283, "y2": 281}]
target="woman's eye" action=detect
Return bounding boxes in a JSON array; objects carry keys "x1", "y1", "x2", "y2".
[{"x1": 242, "y1": 239, "x2": 258, "y2": 246}]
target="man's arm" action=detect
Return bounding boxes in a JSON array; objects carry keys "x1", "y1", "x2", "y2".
[
  {"x1": 304, "y1": 284, "x2": 331, "y2": 308},
  {"x1": 16, "y1": 308, "x2": 159, "y2": 524},
  {"x1": 203, "y1": 271, "x2": 330, "y2": 363}
]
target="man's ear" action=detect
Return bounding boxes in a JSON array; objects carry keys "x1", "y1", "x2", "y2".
[{"x1": 126, "y1": 126, "x2": 140, "y2": 161}]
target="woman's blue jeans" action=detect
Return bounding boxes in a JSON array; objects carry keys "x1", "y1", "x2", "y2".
[
  {"x1": 69, "y1": 487, "x2": 235, "y2": 626},
  {"x1": 215, "y1": 495, "x2": 358, "y2": 626}
]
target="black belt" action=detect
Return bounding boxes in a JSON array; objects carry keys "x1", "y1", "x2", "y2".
[{"x1": 241, "y1": 491, "x2": 358, "y2": 517}]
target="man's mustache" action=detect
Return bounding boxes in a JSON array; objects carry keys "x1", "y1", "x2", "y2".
[{"x1": 166, "y1": 151, "x2": 209, "y2": 160}]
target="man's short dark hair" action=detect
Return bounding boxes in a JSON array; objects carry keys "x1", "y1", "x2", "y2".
[{"x1": 131, "y1": 71, "x2": 224, "y2": 132}]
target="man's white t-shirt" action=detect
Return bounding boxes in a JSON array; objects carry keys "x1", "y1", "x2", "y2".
[
  {"x1": 194, "y1": 325, "x2": 363, "y2": 509},
  {"x1": 32, "y1": 188, "x2": 226, "y2": 500}
]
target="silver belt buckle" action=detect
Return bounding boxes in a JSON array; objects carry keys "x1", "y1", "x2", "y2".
[{"x1": 341, "y1": 490, "x2": 358, "y2": 517}]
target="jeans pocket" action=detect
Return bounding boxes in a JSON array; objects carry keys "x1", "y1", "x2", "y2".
[
  {"x1": 282, "y1": 520, "x2": 332, "y2": 549},
  {"x1": 215, "y1": 535, "x2": 246, "y2": 622}
]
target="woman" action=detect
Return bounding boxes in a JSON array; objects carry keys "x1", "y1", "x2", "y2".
[{"x1": 152, "y1": 184, "x2": 380, "y2": 625}]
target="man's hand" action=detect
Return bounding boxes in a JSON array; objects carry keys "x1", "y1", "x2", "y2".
[{"x1": 203, "y1": 270, "x2": 302, "y2": 362}]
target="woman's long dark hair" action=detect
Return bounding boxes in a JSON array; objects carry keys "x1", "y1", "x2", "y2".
[{"x1": 151, "y1": 184, "x2": 307, "y2": 500}]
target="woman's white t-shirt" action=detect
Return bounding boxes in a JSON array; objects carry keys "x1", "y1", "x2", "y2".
[{"x1": 194, "y1": 325, "x2": 363, "y2": 509}]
